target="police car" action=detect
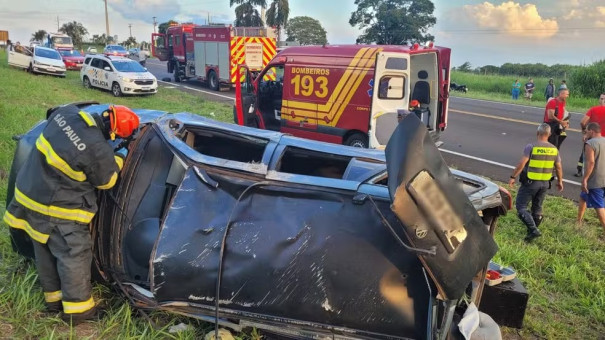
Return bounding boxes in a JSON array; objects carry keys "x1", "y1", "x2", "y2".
[{"x1": 80, "y1": 55, "x2": 157, "y2": 97}]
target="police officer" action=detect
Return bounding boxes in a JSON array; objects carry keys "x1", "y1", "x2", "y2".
[
  {"x1": 508, "y1": 123, "x2": 563, "y2": 242},
  {"x1": 3, "y1": 104, "x2": 139, "y2": 324}
]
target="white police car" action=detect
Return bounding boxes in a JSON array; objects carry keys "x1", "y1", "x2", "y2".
[{"x1": 80, "y1": 55, "x2": 157, "y2": 96}]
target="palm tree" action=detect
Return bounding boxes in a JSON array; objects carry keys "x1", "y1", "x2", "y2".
[
  {"x1": 265, "y1": 0, "x2": 289, "y2": 41},
  {"x1": 230, "y1": 0, "x2": 267, "y2": 27},
  {"x1": 59, "y1": 21, "x2": 89, "y2": 48},
  {"x1": 31, "y1": 30, "x2": 47, "y2": 43}
]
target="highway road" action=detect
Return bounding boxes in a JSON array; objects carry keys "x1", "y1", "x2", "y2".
[{"x1": 146, "y1": 59, "x2": 586, "y2": 201}]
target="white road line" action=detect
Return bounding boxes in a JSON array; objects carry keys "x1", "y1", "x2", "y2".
[
  {"x1": 452, "y1": 96, "x2": 582, "y2": 115},
  {"x1": 440, "y1": 148, "x2": 581, "y2": 186},
  {"x1": 158, "y1": 80, "x2": 235, "y2": 101}
]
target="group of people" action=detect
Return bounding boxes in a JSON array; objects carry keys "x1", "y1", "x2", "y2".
[
  {"x1": 509, "y1": 90, "x2": 605, "y2": 242},
  {"x1": 512, "y1": 78, "x2": 567, "y2": 101}
]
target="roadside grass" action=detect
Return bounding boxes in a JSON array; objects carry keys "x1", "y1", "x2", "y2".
[
  {"x1": 0, "y1": 49, "x2": 232, "y2": 204},
  {"x1": 1, "y1": 49, "x2": 604, "y2": 339},
  {"x1": 450, "y1": 71, "x2": 595, "y2": 113},
  {"x1": 493, "y1": 185, "x2": 605, "y2": 339}
]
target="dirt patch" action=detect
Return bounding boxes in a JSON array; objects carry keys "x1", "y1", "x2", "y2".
[
  {"x1": 0, "y1": 322, "x2": 14, "y2": 339},
  {"x1": 55, "y1": 322, "x2": 99, "y2": 338}
]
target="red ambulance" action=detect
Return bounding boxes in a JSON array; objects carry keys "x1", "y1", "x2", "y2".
[{"x1": 234, "y1": 44, "x2": 451, "y2": 149}]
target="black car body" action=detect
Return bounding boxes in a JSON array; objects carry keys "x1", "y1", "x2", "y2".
[{"x1": 7, "y1": 103, "x2": 511, "y2": 339}]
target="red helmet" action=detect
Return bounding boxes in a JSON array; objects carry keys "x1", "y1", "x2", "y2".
[
  {"x1": 107, "y1": 105, "x2": 139, "y2": 140},
  {"x1": 409, "y1": 99, "x2": 421, "y2": 108}
]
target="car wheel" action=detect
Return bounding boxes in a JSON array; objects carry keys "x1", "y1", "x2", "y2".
[
  {"x1": 83, "y1": 76, "x2": 92, "y2": 89},
  {"x1": 208, "y1": 70, "x2": 219, "y2": 91},
  {"x1": 27, "y1": 64, "x2": 33, "y2": 73},
  {"x1": 112, "y1": 82, "x2": 123, "y2": 97},
  {"x1": 344, "y1": 133, "x2": 368, "y2": 148},
  {"x1": 174, "y1": 61, "x2": 181, "y2": 82}
]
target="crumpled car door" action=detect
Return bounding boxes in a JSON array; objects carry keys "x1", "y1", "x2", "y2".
[{"x1": 385, "y1": 114, "x2": 498, "y2": 300}]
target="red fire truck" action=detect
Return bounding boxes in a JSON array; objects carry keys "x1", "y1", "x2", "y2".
[
  {"x1": 234, "y1": 43, "x2": 451, "y2": 149},
  {"x1": 151, "y1": 24, "x2": 276, "y2": 90}
]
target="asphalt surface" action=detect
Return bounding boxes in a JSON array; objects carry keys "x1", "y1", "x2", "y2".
[{"x1": 146, "y1": 59, "x2": 584, "y2": 201}]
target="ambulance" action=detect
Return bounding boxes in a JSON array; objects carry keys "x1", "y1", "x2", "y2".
[{"x1": 234, "y1": 44, "x2": 451, "y2": 149}]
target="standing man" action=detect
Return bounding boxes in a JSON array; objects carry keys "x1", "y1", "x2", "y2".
[
  {"x1": 577, "y1": 122, "x2": 605, "y2": 232},
  {"x1": 575, "y1": 93, "x2": 605, "y2": 176},
  {"x1": 509, "y1": 123, "x2": 563, "y2": 242},
  {"x1": 544, "y1": 78, "x2": 555, "y2": 101},
  {"x1": 543, "y1": 88, "x2": 570, "y2": 149},
  {"x1": 525, "y1": 78, "x2": 535, "y2": 101},
  {"x1": 3, "y1": 104, "x2": 139, "y2": 324}
]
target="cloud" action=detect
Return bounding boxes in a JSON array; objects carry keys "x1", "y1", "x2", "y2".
[
  {"x1": 107, "y1": 0, "x2": 181, "y2": 23},
  {"x1": 463, "y1": 1, "x2": 558, "y2": 38}
]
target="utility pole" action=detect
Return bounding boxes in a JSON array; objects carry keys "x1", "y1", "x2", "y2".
[
  {"x1": 104, "y1": 0, "x2": 110, "y2": 38},
  {"x1": 153, "y1": 16, "x2": 157, "y2": 33},
  {"x1": 56, "y1": 16, "x2": 60, "y2": 31},
  {"x1": 129, "y1": 24, "x2": 132, "y2": 38}
]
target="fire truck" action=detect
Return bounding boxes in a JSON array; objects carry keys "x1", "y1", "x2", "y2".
[
  {"x1": 234, "y1": 43, "x2": 451, "y2": 149},
  {"x1": 151, "y1": 24, "x2": 276, "y2": 90}
]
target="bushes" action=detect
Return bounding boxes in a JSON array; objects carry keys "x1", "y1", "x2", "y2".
[{"x1": 570, "y1": 60, "x2": 605, "y2": 99}]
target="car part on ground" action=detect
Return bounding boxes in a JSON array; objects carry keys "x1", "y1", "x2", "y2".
[{"x1": 7, "y1": 103, "x2": 511, "y2": 339}]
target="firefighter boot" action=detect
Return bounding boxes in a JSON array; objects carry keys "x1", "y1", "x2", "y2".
[
  {"x1": 62, "y1": 306, "x2": 98, "y2": 326},
  {"x1": 46, "y1": 301, "x2": 62, "y2": 313}
]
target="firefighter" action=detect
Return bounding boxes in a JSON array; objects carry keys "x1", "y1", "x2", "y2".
[
  {"x1": 3, "y1": 104, "x2": 139, "y2": 324},
  {"x1": 508, "y1": 123, "x2": 563, "y2": 242}
]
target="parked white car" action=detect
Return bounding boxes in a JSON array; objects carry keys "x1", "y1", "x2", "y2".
[
  {"x1": 7, "y1": 45, "x2": 66, "y2": 77},
  {"x1": 80, "y1": 54, "x2": 157, "y2": 96}
]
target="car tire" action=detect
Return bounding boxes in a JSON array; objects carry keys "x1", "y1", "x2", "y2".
[
  {"x1": 344, "y1": 133, "x2": 368, "y2": 148},
  {"x1": 174, "y1": 61, "x2": 181, "y2": 83},
  {"x1": 208, "y1": 70, "x2": 219, "y2": 91},
  {"x1": 112, "y1": 82, "x2": 123, "y2": 97},
  {"x1": 83, "y1": 76, "x2": 92, "y2": 89},
  {"x1": 27, "y1": 64, "x2": 33, "y2": 73}
]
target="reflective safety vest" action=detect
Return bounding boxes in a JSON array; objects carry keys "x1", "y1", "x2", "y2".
[
  {"x1": 3, "y1": 104, "x2": 124, "y2": 244},
  {"x1": 527, "y1": 145, "x2": 558, "y2": 181}
]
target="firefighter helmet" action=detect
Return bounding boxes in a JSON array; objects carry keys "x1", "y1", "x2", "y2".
[{"x1": 107, "y1": 105, "x2": 140, "y2": 140}]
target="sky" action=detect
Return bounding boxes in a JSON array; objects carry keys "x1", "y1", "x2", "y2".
[{"x1": 1, "y1": 0, "x2": 604, "y2": 68}]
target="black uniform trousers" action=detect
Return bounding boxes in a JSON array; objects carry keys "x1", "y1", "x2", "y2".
[{"x1": 515, "y1": 180, "x2": 549, "y2": 232}]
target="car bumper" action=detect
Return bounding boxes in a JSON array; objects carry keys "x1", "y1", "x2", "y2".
[
  {"x1": 65, "y1": 64, "x2": 83, "y2": 70},
  {"x1": 32, "y1": 66, "x2": 66, "y2": 76},
  {"x1": 122, "y1": 84, "x2": 158, "y2": 94}
]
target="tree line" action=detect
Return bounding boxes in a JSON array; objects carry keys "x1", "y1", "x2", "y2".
[
  {"x1": 29, "y1": 23, "x2": 142, "y2": 49},
  {"x1": 455, "y1": 60, "x2": 605, "y2": 99}
]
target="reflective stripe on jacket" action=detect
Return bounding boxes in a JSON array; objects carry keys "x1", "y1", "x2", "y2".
[
  {"x1": 4, "y1": 105, "x2": 124, "y2": 243},
  {"x1": 527, "y1": 145, "x2": 558, "y2": 181}
]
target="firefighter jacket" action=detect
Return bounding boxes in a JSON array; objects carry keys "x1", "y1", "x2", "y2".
[{"x1": 3, "y1": 105, "x2": 124, "y2": 244}]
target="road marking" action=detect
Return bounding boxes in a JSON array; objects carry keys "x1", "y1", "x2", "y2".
[
  {"x1": 452, "y1": 96, "x2": 582, "y2": 115},
  {"x1": 158, "y1": 80, "x2": 235, "y2": 101},
  {"x1": 450, "y1": 109, "x2": 582, "y2": 133},
  {"x1": 440, "y1": 148, "x2": 581, "y2": 186}
]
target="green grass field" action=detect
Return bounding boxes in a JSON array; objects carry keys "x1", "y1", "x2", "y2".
[
  {"x1": 0, "y1": 49, "x2": 604, "y2": 339},
  {"x1": 450, "y1": 71, "x2": 596, "y2": 113}
]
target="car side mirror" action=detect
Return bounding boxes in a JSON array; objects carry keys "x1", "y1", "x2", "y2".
[{"x1": 104, "y1": 66, "x2": 111, "y2": 71}]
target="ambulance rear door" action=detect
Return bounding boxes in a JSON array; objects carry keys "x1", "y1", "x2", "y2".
[{"x1": 368, "y1": 52, "x2": 410, "y2": 149}]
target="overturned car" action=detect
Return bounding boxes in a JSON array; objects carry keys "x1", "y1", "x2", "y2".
[{"x1": 7, "y1": 102, "x2": 511, "y2": 339}]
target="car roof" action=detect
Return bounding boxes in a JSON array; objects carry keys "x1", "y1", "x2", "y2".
[
  {"x1": 35, "y1": 46, "x2": 59, "y2": 52},
  {"x1": 106, "y1": 56, "x2": 133, "y2": 61}
]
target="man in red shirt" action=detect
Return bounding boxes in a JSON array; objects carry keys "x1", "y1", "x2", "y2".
[
  {"x1": 575, "y1": 93, "x2": 605, "y2": 176},
  {"x1": 543, "y1": 88, "x2": 570, "y2": 149}
]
